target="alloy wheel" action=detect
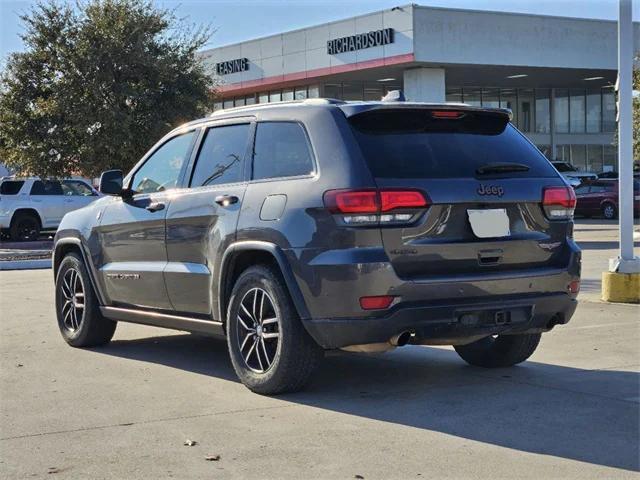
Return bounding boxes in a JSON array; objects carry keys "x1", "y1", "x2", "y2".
[
  {"x1": 236, "y1": 287, "x2": 280, "y2": 373},
  {"x1": 60, "y1": 268, "x2": 85, "y2": 332},
  {"x1": 17, "y1": 218, "x2": 38, "y2": 241},
  {"x1": 603, "y1": 205, "x2": 615, "y2": 219}
]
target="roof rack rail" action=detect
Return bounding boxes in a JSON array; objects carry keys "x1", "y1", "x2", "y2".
[{"x1": 209, "y1": 97, "x2": 344, "y2": 116}]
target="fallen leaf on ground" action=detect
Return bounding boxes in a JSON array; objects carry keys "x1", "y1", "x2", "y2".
[{"x1": 205, "y1": 455, "x2": 221, "y2": 461}]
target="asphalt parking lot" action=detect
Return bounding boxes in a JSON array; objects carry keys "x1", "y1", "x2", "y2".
[{"x1": 0, "y1": 220, "x2": 638, "y2": 479}]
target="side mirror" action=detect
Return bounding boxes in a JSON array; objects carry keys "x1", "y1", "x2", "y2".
[{"x1": 99, "y1": 169, "x2": 124, "y2": 195}]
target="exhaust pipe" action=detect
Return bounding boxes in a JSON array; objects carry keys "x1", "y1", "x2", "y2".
[{"x1": 389, "y1": 331, "x2": 412, "y2": 347}]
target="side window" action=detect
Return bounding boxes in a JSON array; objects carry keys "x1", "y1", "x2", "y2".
[
  {"x1": 589, "y1": 185, "x2": 607, "y2": 193},
  {"x1": 574, "y1": 185, "x2": 590, "y2": 195},
  {"x1": 190, "y1": 124, "x2": 249, "y2": 187},
  {"x1": 131, "y1": 131, "x2": 196, "y2": 194},
  {"x1": 62, "y1": 180, "x2": 95, "y2": 196},
  {"x1": 0, "y1": 181, "x2": 24, "y2": 195},
  {"x1": 31, "y1": 180, "x2": 64, "y2": 195},
  {"x1": 252, "y1": 122, "x2": 314, "y2": 180}
]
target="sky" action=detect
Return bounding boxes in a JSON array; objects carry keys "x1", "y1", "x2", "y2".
[{"x1": 1, "y1": 0, "x2": 638, "y2": 61}]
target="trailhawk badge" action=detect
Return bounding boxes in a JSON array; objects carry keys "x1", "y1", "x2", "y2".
[{"x1": 477, "y1": 184, "x2": 504, "y2": 197}]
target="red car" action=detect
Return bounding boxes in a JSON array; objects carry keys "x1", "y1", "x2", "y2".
[{"x1": 574, "y1": 179, "x2": 640, "y2": 219}]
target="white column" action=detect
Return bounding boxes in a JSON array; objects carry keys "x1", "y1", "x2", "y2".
[
  {"x1": 403, "y1": 68, "x2": 446, "y2": 103},
  {"x1": 610, "y1": 0, "x2": 640, "y2": 273}
]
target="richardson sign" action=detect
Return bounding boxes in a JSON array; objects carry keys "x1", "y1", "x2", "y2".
[
  {"x1": 327, "y1": 28, "x2": 394, "y2": 55},
  {"x1": 216, "y1": 57, "x2": 249, "y2": 75}
]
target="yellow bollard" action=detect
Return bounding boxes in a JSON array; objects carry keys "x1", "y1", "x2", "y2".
[{"x1": 601, "y1": 272, "x2": 640, "y2": 303}]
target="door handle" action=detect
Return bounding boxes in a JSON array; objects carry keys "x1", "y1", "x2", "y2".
[
  {"x1": 215, "y1": 195, "x2": 239, "y2": 207},
  {"x1": 145, "y1": 201, "x2": 165, "y2": 212}
]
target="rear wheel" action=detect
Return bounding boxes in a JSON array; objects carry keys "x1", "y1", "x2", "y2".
[
  {"x1": 226, "y1": 265, "x2": 323, "y2": 395},
  {"x1": 602, "y1": 202, "x2": 617, "y2": 220},
  {"x1": 55, "y1": 252, "x2": 116, "y2": 347},
  {"x1": 10, "y1": 212, "x2": 40, "y2": 241},
  {"x1": 454, "y1": 333, "x2": 541, "y2": 368}
]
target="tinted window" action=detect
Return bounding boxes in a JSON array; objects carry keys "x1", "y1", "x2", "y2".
[
  {"x1": 62, "y1": 180, "x2": 94, "y2": 196},
  {"x1": 191, "y1": 124, "x2": 249, "y2": 187},
  {"x1": 574, "y1": 185, "x2": 590, "y2": 195},
  {"x1": 0, "y1": 180, "x2": 24, "y2": 195},
  {"x1": 552, "y1": 162, "x2": 575, "y2": 173},
  {"x1": 589, "y1": 185, "x2": 608, "y2": 193},
  {"x1": 31, "y1": 180, "x2": 64, "y2": 195},
  {"x1": 132, "y1": 131, "x2": 195, "y2": 194},
  {"x1": 252, "y1": 122, "x2": 314, "y2": 180},
  {"x1": 350, "y1": 110, "x2": 557, "y2": 179}
]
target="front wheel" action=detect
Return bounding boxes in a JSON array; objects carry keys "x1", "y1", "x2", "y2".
[
  {"x1": 55, "y1": 252, "x2": 117, "y2": 347},
  {"x1": 10, "y1": 212, "x2": 40, "y2": 241},
  {"x1": 454, "y1": 333, "x2": 541, "y2": 368},
  {"x1": 226, "y1": 265, "x2": 323, "y2": 395}
]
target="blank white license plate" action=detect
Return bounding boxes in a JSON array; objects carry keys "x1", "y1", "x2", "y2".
[{"x1": 467, "y1": 209, "x2": 510, "y2": 239}]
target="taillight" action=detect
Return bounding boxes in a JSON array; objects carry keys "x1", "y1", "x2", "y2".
[
  {"x1": 431, "y1": 110, "x2": 465, "y2": 119},
  {"x1": 542, "y1": 186, "x2": 576, "y2": 220},
  {"x1": 324, "y1": 189, "x2": 429, "y2": 226}
]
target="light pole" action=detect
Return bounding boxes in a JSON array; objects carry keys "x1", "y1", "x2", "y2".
[{"x1": 603, "y1": 0, "x2": 640, "y2": 302}]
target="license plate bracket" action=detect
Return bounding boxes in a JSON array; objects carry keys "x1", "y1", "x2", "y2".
[{"x1": 467, "y1": 208, "x2": 510, "y2": 239}]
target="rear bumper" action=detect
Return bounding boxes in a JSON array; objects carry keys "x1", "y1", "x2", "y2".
[{"x1": 303, "y1": 292, "x2": 577, "y2": 349}]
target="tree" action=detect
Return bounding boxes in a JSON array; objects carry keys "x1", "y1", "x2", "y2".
[{"x1": 0, "y1": 0, "x2": 216, "y2": 178}]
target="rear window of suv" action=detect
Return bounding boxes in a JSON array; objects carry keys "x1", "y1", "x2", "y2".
[
  {"x1": 0, "y1": 180, "x2": 24, "y2": 195},
  {"x1": 349, "y1": 109, "x2": 558, "y2": 179}
]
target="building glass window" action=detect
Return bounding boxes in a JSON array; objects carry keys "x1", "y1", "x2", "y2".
[
  {"x1": 342, "y1": 83, "x2": 363, "y2": 101},
  {"x1": 258, "y1": 92, "x2": 269, "y2": 104},
  {"x1": 446, "y1": 87, "x2": 463, "y2": 103},
  {"x1": 570, "y1": 145, "x2": 586, "y2": 171},
  {"x1": 535, "y1": 89, "x2": 551, "y2": 133},
  {"x1": 235, "y1": 97, "x2": 246, "y2": 107},
  {"x1": 569, "y1": 89, "x2": 585, "y2": 133},
  {"x1": 213, "y1": 101, "x2": 222, "y2": 111},
  {"x1": 554, "y1": 89, "x2": 569, "y2": 133},
  {"x1": 245, "y1": 95, "x2": 256, "y2": 105},
  {"x1": 282, "y1": 89, "x2": 294, "y2": 101},
  {"x1": 517, "y1": 89, "x2": 534, "y2": 132},
  {"x1": 536, "y1": 144, "x2": 552, "y2": 160},
  {"x1": 587, "y1": 145, "x2": 603, "y2": 172},
  {"x1": 269, "y1": 90, "x2": 282, "y2": 102},
  {"x1": 586, "y1": 89, "x2": 601, "y2": 133},
  {"x1": 602, "y1": 87, "x2": 616, "y2": 132},
  {"x1": 482, "y1": 88, "x2": 500, "y2": 108},
  {"x1": 294, "y1": 87, "x2": 308, "y2": 100},
  {"x1": 463, "y1": 87, "x2": 481, "y2": 107},
  {"x1": 556, "y1": 144, "x2": 570, "y2": 162},
  {"x1": 323, "y1": 84, "x2": 342, "y2": 99},
  {"x1": 603, "y1": 145, "x2": 617, "y2": 172},
  {"x1": 364, "y1": 85, "x2": 383, "y2": 101},
  {"x1": 500, "y1": 89, "x2": 517, "y2": 125},
  {"x1": 223, "y1": 99, "x2": 234, "y2": 109},
  {"x1": 308, "y1": 85, "x2": 320, "y2": 98}
]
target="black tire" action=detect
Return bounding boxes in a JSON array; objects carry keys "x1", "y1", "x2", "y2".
[
  {"x1": 10, "y1": 212, "x2": 40, "y2": 241},
  {"x1": 226, "y1": 265, "x2": 323, "y2": 395},
  {"x1": 454, "y1": 333, "x2": 541, "y2": 368},
  {"x1": 602, "y1": 202, "x2": 617, "y2": 220},
  {"x1": 55, "y1": 252, "x2": 116, "y2": 347}
]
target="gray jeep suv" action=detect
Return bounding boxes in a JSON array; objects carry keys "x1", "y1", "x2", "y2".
[{"x1": 53, "y1": 97, "x2": 581, "y2": 394}]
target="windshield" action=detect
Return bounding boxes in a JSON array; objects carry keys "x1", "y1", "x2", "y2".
[{"x1": 349, "y1": 109, "x2": 558, "y2": 179}]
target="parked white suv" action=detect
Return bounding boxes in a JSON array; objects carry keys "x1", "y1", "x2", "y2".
[{"x1": 0, "y1": 177, "x2": 101, "y2": 241}]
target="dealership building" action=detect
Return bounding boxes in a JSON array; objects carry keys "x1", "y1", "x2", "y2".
[{"x1": 200, "y1": 4, "x2": 640, "y2": 172}]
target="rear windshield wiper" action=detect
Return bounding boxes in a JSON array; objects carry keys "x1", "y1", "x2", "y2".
[{"x1": 476, "y1": 162, "x2": 531, "y2": 175}]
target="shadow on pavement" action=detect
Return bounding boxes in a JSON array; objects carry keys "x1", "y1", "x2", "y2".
[{"x1": 98, "y1": 333, "x2": 639, "y2": 472}]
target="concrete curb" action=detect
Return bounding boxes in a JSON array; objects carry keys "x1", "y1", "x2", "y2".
[{"x1": 0, "y1": 259, "x2": 52, "y2": 271}]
